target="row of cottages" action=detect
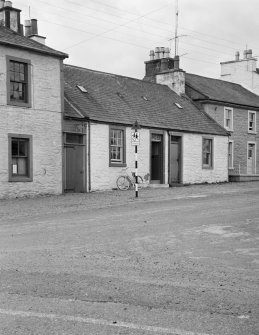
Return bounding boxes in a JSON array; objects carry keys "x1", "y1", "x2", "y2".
[
  {"x1": 144, "y1": 47, "x2": 259, "y2": 182},
  {"x1": 0, "y1": 1, "x2": 229, "y2": 198},
  {"x1": 0, "y1": 1, "x2": 68, "y2": 199},
  {"x1": 63, "y1": 64, "x2": 228, "y2": 193}
]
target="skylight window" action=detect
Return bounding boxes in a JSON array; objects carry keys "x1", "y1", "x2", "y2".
[
  {"x1": 77, "y1": 85, "x2": 88, "y2": 93},
  {"x1": 175, "y1": 103, "x2": 183, "y2": 109},
  {"x1": 142, "y1": 96, "x2": 149, "y2": 101}
]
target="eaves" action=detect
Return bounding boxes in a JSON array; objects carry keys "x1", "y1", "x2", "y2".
[
  {"x1": 0, "y1": 41, "x2": 68, "y2": 59},
  {"x1": 193, "y1": 99, "x2": 259, "y2": 112}
]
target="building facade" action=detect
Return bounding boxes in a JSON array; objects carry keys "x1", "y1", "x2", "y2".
[
  {"x1": 0, "y1": 1, "x2": 67, "y2": 198},
  {"x1": 64, "y1": 63, "x2": 228, "y2": 192},
  {"x1": 221, "y1": 49, "x2": 259, "y2": 96},
  {"x1": 185, "y1": 73, "x2": 259, "y2": 181}
]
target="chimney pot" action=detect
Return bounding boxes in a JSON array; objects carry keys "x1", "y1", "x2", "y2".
[
  {"x1": 24, "y1": 19, "x2": 32, "y2": 37},
  {"x1": 4, "y1": 0, "x2": 12, "y2": 6},
  {"x1": 160, "y1": 47, "x2": 165, "y2": 58},
  {"x1": 174, "y1": 55, "x2": 180, "y2": 70},
  {"x1": 30, "y1": 18, "x2": 38, "y2": 35},
  {"x1": 165, "y1": 47, "x2": 170, "y2": 58},
  {"x1": 235, "y1": 51, "x2": 240, "y2": 61},
  {"x1": 155, "y1": 47, "x2": 160, "y2": 59},
  {"x1": 149, "y1": 50, "x2": 155, "y2": 60},
  {"x1": 247, "y1": 49, "x2": 252, "y2": 58}
]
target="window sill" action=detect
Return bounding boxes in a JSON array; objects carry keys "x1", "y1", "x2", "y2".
[
  {"x1": 202, "y1": 166, "x2": 213, "y2": 170},
  {"x1": 109, "y1": 162, "x2": 127, "y2": 168},
  {"x1": 8, "y1": 100, "x2": 31, "y2": 108},
  {"x1": 9, "y1": 177, "x2": 33, "y2": 182},
  {"x1": 248, "y1": 131, "x2": 257, "y2": 135}
]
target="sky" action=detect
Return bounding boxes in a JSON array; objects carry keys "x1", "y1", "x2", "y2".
[{"x1": 14, "y1": 0, "x2": 259, "y2": 80}]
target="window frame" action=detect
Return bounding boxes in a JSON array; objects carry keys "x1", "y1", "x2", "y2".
[
  {"x1": 8, "y1": 134, "x2": 33, "y2": 182},
  {"x1": 202, "y1": 137, "x2": 214, "y2": 169},
  {"x1": 6, "y1": 56, "x2": 32, "y2": 108},
  {"x1": 224, "y1": 107, "x2": 233, "y2": 131},
  {"x1": 228, "y1": 140, "x2": 234, "y2": 169},
  {"x1": 248, "y1": 111, "x2": 256, "y2": 133},
  {"x1": 109, "y1": 126, "x2": 126, "y2": 167}
]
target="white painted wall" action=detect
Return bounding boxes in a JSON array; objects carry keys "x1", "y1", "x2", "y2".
[
  {"x1": 90, "y1": 123, "x2": 228, "y2": 191},
  {"x1": 221, "y1": 58, "x2": 259, "y2": 95},
  {"x1": 182, "y1": 133, "x2": 228, "y2": 184},
  {"x1": 90, "y1": 123, "x2": 151, "y2": 191},
  {"x1": 0, "y1": 46, "x2": 63, "y2": 199}
]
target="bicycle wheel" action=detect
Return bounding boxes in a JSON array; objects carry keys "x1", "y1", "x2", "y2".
[
  {"x1": 116, "y1": 176, "x2": 130, "y2": 190},
  {"x1": 135, "y1": 176, "x2": 143, "y2": 189}
]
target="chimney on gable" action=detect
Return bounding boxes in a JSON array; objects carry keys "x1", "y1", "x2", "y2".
[
  {"x1": 0, "y1": 0, "x2": 23, "y2": 34},
  {"x1": 143, "y1": 47, "x2": 185, "y2": 95},
  {"x1": 24, "y1": 18, "x2": 46, "y2": 44}
]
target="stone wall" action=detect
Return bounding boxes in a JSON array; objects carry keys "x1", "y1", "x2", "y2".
[
  {"x1": 0, "y1": 46, "x2": 63, "y2": 198},
  {"x1": 204, "y1": 103, "x2": 259, "y2": 175}
]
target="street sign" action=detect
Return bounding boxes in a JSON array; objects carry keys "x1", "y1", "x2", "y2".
[{"x1": 131, "y1": 131, "x2": 140, "y2": 146}]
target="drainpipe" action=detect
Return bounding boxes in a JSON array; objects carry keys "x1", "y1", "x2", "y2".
[{"x1": 88, "y1": 121, "x2": 91, "y2": 192}]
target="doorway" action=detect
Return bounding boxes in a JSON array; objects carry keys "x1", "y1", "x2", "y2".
[
  {"x1": 169, "y1": 136, "x2": 181, "y2": 184},
  {"x1": 64, "y1": 133, "x2": 86, "y2": 192},
  {"x1": 151, "y1": 133, "x2": 163, "y2": 183},
  {"x1": 247, "y1": 143, "x2": 256, "y2": 174}
]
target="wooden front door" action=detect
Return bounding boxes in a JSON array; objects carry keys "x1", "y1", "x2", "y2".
[
  {"x1": 65, "y1": 133, "x2": 85, "y2": 192},
  {"x1": 247, "y1": 143, "x2": 256, "y2": 174},
  {"x1": 169, "y1": 136, "x2": 181, "y2": 184},
  {"x1": 151, "y1": 134, "x2": 163, "y2": 183}
]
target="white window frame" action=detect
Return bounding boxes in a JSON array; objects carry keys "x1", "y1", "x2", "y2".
[
  {"x1": 248, "y1": 111, "x2": 256, "y2": 133},
  {"x1": 228, "y1": 140, "x2": 234, "y2": 169},
  {"x1": 247, "y1": 141, "x2": 256, "y2": 174},
  {"x1": 202, "y1": 137, "x2": 214, "y2": 169},
  {"x1": 224, "y1": 107, "x2": 233, "y2": 131},
  {"x1": 8, "y1": 134, "x2": 33, "y2": 182}
]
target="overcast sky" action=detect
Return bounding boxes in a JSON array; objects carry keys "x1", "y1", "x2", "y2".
[{"x1": 15, "y1": 0, "x2": 259, "y2": 80}]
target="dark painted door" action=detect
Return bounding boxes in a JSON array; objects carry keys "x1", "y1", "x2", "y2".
[
  {"x1": 170, "y1": 136, "x2": 181, "y2": 184},
  {"x1": 65, "y1": 144, "x2": 85, "y2": 192},
  {"x1": 151, "y1": 134, "x2": 163, "y2": 183}
]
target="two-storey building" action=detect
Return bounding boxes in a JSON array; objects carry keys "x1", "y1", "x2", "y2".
[
  {"x1": 0, "y1": 1, "x2": 68, "y2": 198},
  {"x1": 185, "y1": 73, "x2": 259, "y2": 181}
]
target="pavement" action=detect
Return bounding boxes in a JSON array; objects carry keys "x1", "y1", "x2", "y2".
[{"x1": 1, "y1": 181, "x2": 259, "y2": 221}]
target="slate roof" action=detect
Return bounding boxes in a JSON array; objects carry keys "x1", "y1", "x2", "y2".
[
  {"x1": 0, "y1": 25, "x2": 68, "y2": 59},
  {"x1": 186, "y1": 73, "x2": 259, "y2": 109},
  {"x1": 64, "y1": 64, "x2": 228, "y2": 136}
]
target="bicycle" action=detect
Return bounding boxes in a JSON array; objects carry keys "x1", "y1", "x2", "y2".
[{"x1": 116, "y1": 167, "x2": 143, "y2": 190}]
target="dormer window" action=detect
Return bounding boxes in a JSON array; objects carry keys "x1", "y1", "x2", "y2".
[{"x1": 7, "y1": 56, "x2": 31, "y2": 107}]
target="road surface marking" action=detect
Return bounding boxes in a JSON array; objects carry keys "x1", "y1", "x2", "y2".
[{"x1": 0, "y1": 308, "x2": 214, "y2": 335}]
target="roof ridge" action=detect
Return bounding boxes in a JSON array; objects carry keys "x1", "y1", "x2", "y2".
[
  {"x1": 64, "y1": 63, "x2": 174, "y2": 88},
  {"x1": 186, "y1": 72, "x2": 245, "y2": 88}
]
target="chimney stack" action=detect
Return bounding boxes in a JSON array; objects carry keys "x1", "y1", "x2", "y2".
[
  {"x1": 235, "y1": 51, "x2": 240, "y2": 61},
  {"x1": 143, "y1": 46, "x2": 185, "y2": 95},
  {"x1": 0, "y1": 0, "x2": 22, "y2": 33},
  {"x1": 24, "y1": 18, "x2": 46, "y2": 44}
]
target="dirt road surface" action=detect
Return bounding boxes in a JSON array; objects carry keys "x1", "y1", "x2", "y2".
[{"x1": 0, "y1": 182, "x2": 258, "y2": 334}]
